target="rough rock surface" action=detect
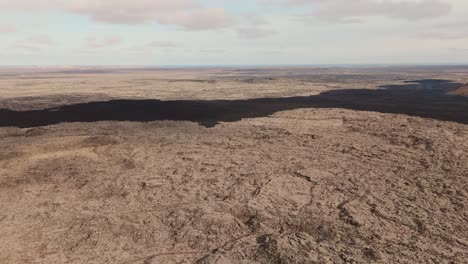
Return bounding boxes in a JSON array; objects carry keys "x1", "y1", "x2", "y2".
[{"x1": 0, "y1": 67, "x2": 467, "y2": 263}]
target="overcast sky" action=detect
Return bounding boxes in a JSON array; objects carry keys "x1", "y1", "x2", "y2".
[{"x1": 1, "y1": 0, "x2": 467, "y2": 65}]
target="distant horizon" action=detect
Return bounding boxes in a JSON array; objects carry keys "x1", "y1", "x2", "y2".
[{"x1": 2, "y1": 63, "x2": 468, "y2": 68}]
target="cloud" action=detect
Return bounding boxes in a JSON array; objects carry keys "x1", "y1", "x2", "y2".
[
  {"x1": 414, "y1": 20, "x2": 468, "y2": 39},
  {"x1": 241, "y1": 13, "x2": 268, "y2": 26},
  {"x1": 237, "y1": 27, "x2": 277, "y2": 39},
  {"x1": 448, "y1": 48, "x2": 468, "y2": 53},
  {"x1": 65, "y1": 0, "x2": 195, "y2": 24},
  {"x1": 234, "y1": 13, "x2": 274, "y2": 39},
  {"x1": 157, "y1": 8, "x2": 234, "y2": 30},
  {"x1": 0, "y1": 24, "x2": 18, "y2": 33},
  {"x1": 274, "y1": 0, "x2": 452, "y2": 22},
  {"x1": 146, "y1": 41, "x2": 179, "y2": 48},
  {"x1": 264, "y1": 50, "x2": 284, "y2": 54},
  {"x1": 124, "y1": 40, "x2": 179, "y2": 54},
  {"x1": 0, "y1": 0, "x2": 235, "y2": 30},
  {"x1": 12, "y1": 35, "x2": 55, "y2": 52},
  {"x1": 200, "y1": 48, "x2": 226, "y2": 53},
  {"x1": 416, "y1": 31, "x2": 468, "y2": 39},
  {"x1": 84, "y1": 36, "x2": 123, "y2": 49},
  {"x1": 0, "y1": 0, "x2": 54, "y2": 10}
]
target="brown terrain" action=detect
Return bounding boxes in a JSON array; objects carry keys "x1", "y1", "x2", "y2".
[
  {"x1": 451, "y1": 84, "x2": 468, "y2": 96},
  {"x1": 0, "y1": 66, "x2": 467, "y2": 263}
]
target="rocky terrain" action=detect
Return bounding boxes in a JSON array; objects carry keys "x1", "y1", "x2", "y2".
[{"x1": 0, "y1": 66, "x2": 467, "y2": 263}]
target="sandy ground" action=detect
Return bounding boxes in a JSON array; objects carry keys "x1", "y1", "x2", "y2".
[{"x1": 0, "y1": 66, "x2": 467, "y2": 263}]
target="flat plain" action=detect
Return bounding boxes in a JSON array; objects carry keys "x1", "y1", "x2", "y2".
[{"x1": 0, "y1": 66, "x2": 467, "y2": 263}]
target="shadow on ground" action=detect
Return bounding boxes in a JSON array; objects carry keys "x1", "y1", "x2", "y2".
[{"x1": 1, "y1": 80, "x2": 467, "y2": 128}]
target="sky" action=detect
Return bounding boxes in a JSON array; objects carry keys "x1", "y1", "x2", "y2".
[{"x1": 0, "y1": 0, "x2": 467, "y2": 65}]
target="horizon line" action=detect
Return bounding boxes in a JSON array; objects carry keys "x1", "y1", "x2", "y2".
[{"x1": 2, "y1": 63, "x2": 468, "y2": 68}]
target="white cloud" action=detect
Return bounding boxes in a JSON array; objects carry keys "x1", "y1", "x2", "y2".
[
  {"x1": 84, "y1": 36, "x2": 123, "y2": 49},
  {"x1": 274, "y1": 0, "x2": 452, "y2": 22},
  {"x1": 237, "y1": 27, "x2": 277, "y2": 39},
  {"x1": 157, "y1": 8, "x2": 234, "y2": 30},
  {"x1": 146, "y1": 41, "x2": 179, "y2": 48},
  {"x1": 0, "y1": 24, "x2": 18, "y2": 33},
  {"x1": 0, "y1": 0, "x2": 235, "y2": 30},
  {"x1": 414, "y1": 20, "x2": 468, "y2": 39},
  {"x1": 200, "y1": 48, "x2": 226, "y2": 53},
  {"x1": 12, "y1": 35, "x2": 55, "y2": 52}
]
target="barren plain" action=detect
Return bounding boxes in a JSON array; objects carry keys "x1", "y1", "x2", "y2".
[{"x1": 0, "y1": 66, "x2": 467, "y2": 263}]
